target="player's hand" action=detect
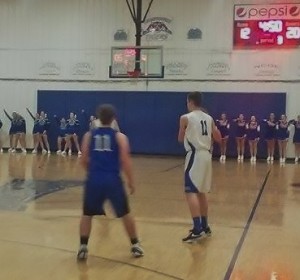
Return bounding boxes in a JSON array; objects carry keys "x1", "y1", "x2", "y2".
[{"x1": 128, "y1": 184, "x2": 135, "y2": 195}]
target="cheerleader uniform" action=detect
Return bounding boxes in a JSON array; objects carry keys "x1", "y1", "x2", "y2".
[
  {"x1": 276, "y1": 121, "x2": 289, "y2": 140},
  {"x1": 15, "y1": 117, "x2": 26, "y2": 134},
  {"x1": 236, "y1": 120, "x2": 246, "y2": 138},
  {"x1": 247, "y1": 121, "x2": 260, "y2": 140},
  {"x1": 59, "y1": 121, "x2": 68, "y2": 138},
  {"x1": 290, "y1": 120, "x2": 300, "y2": 144},
  {"x1": 264, "y1": 120, "x2": 276, "y2": 140},
  {"x1": 216, "y1": 120, "x2": 229, "y2": 139},
  {"x1": 37, "y1": 117, "x2": 50, "y2": 134},
  {"x1": 66, "y1": 118, "x2": 80, "y2": 135}
]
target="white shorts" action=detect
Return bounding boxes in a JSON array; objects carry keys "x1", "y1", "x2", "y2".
[{"x1": 184, "y1": 149, "x2": 212, "y2": 193}]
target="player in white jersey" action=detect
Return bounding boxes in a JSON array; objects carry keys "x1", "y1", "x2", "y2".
[{"x1": 178, "y1": 91, "x2": 221, "y2": 243}]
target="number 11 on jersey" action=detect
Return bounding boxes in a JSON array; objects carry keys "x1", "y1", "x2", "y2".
[{"x1": 200, "y1": 120, "x2": 208, "y2": 136}]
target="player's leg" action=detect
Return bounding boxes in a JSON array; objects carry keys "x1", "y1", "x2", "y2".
[
  {"x1": 223, "y1": 137, "x2": 228, "y2": 160},
  {"x1": 77, "y1": 215, "x2": 92, "y2": 260},
  {"x1": 72, "y1": 134, "x2": 82, "y2": 155},
  {"x1": 282, "y1": 140, "x2": 287, "y2": 162},
  {"x1": 42, "y1": 133, "x2": 50, "y2": 154},
  {"x1": 278, "y1": 140, "x2": 283, "y2": 162},
  {"x1": 20, "y1": 133, "x2": 27, "y2": 153},
  {"x1": 270, "y1": 139, "x2": 275, "y2": 161},
  {"x1": 57, "y1": 136, "x2": 62, "y2": 154},
  {"x1": 236, "y1": 137, "x2": 241, "y2": 160},
  {"x1": 253, "y1": 139, "x2": 258, "y2": 161},
  {"x1": 109, "y1": 180, "x2": 144, "y2": 257},
  {"x1": 240, "y1": 137, "x2": 245, "y2": 160},
  {"x1": 249, "y1": 140, "x2": 253, "y2": 159},
  {"x1": 295, "y1": 143, "x2": 300, "y2": 163}
]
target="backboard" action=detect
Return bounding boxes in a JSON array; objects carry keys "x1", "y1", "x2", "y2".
[{"x1": 109, "y1": 46, "x2": 164, "y2": 78}]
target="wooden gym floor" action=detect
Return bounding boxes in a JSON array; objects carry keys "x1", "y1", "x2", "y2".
[{"x1": 0, "y1": 153, "x2": 299, "y2": 280}]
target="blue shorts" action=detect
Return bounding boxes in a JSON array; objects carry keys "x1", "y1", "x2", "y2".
[{"x1": 83, "y1": 175, "x2": 129, "y2": 217}]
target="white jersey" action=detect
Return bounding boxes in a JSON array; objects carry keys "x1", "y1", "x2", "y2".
[
  {"x1": 184, "y1": 110, "x2": 213, "y2": 152},
  {"x1": 92, "y1": 119, "x2": 120, "y2": 131}
]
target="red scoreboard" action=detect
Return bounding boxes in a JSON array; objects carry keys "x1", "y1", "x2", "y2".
[{"x1": 234, "y1": 4, "x2": 300, "y2": 48}]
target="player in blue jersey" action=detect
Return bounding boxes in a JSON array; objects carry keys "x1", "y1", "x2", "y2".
[
  {"x1": 289, "y1": 115, "x2": 300, "y2": 163},
  {"x1": 263, "y1": 113, "x2": 276, "y2": 162},
  {"x1": 77, "y1": 104, "x2": 144, "y2": 260},
  {"x1": 233, "y1": 114, "x2": 246, "y2": 162},
  {"x1": 246, "y1": 115, "x2": 260, "y2": 162},
  {"x1": 178, "y1": 92, "x2": 221, "y2": 243},
  {"x1": 216, "y1": 113, "x2": 230, "y2": 162},
  {"x1": 276, "y1": 114, "x2": 289, "y2": 164}
]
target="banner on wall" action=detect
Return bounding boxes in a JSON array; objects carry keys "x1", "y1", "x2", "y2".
[{"x1": 142, "y1": 17, "x2": 172, "y2": 41}]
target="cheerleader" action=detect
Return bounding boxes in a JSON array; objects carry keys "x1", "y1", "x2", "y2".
[
  {"x1": 289, "y1": 115, "x2": 300, "y2": 163},
  {"x1": 246, "y1": 116, "x2": 260, "y2": 162},
  {"x1": 38, "y1": 111, "x2": 51, "y2": 154},
  {"x1": 0, "y1": 118, "x2": 3, "y2": 153},
  {"x1": 216, "y1": 113, "x2": 230, "y2": 161},
  {"x1": 234, "y1": 114, "x2": 246, "y2": 161},
  {"x1": 276, "y1": 114, "x2": 289, "y2": 163},
  {"x1": 26, "y1": 109, "x2": 45, "y2": 154},
  {"x1": 54, "y1": 116, "x2": 69, "y2": 154},
  {"x1": 4, "y1": 110, "x2": 26, "y2": 153},
  {"x1": 263, "y1": 113, "x2": 276, "y2": 162},
  {"x1": 63, "y1": 112, "x2": 81, "y2": 156}
]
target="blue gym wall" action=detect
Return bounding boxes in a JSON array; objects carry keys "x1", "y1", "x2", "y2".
[{"x1": 37, "y1": 90, "x2": 286, "y2": 157}]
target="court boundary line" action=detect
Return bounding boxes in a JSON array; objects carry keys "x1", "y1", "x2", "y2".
[
  {"x1": 0, "y1": 238, "x2": 184, "y2": 280},
  {"x1": 223, "y1": 169, "x2": 271, "y2": 280}
]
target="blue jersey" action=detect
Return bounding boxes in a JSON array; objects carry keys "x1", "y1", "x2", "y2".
[{"x1": 87, "y1": 127, "x2": 120, "y2": 178}]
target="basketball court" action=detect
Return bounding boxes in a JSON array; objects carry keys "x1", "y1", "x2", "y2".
[{"x1": 0, "y1": 153, "x2": 299, "y2": 280}]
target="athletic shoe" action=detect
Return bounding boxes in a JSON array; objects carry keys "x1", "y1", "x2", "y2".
[
  {"x1": 280, "y1": 158, "x2": 283, "y2": 163},
  {"x1": 31, "y1": 149, "x2": 37, "y2": 154},
  {"x1": 0, "y1": 148, "x2": 3, "y2": 153},
  {"x1": 42, "y1": 149, "x2": 47, "y2": 154},
  {"x1": 77, "y1": 245, "x2": 88, "y2": 261},
  {"x1": 282, "y1": 158, "x2": 286, "y2": 163},
  {"x1": 61, "y1": 151, "x2": 66, "y2": 155},
  {"x1": 253, "y1": 157, "x2": 256, "y2": 162},
  {"x1": 68, "y1": 150, "x2": 72, "y2": 156},
  {"x1": 295, "y1": 157, "x2": 299, "y2": 163},
  {"x1": 267, "y1": 156, "x2": 271, "y2": 162},
  {"x1": 223, "y1": 155, "x2": 226, "y2": 161},
  {"x1": 11, "y1": 149, "x2": 16, "y2": 153},
  {"x1": 240, "y1": 155, "x2": 244, "y2": 162},
  {"x1": 56, "y1": 150, "x2": 61, "y2": 154},
  {"x1": 270, "y1": 156, "x2": 274, "y2": 162},
  {"x1": 8, "y1": 148, "x2": 12, "y2": 152},
  {"x1": 78, "y1": 151, "x2": 82, "y2": 156},
  {"x1": 47, "y1": 150, "x2": 51, "y2": 154},
  {"x1": 204, "y1": 226, "x2": 212, "y2": 236},
  {"x1": 182, "y1": 230, "x2": 205, "y2": 243},
  {"x1": 131, "y1": 243, "x2": 144, "y2": 258},
  {"x1": 219, "y1": 156, "x2": 223, "y2": 162},
  {"x1": 237, "y1": 155, "x2": 241, "y2": 161},
  {"x1": 22, "y1": 148, "x2": 27, "y2": 154}
]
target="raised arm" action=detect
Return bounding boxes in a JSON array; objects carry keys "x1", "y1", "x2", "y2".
[
  {"x1": 3, "y1": 109, "x2": 12, "y2": 121},
  {"x1": 26, "y1": 108, "x2": 35, "y2": 120},
  {"x1": 116, "y1": 132, "x2": 135, "y2": 194}
]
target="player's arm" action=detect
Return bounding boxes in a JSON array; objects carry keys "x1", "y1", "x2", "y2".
[
  {"x1": 80, "y1": 132, "x2": 91, "y2": 170},
  {"x1": 178, "y1": 115, "x2": 188, "y2": 143},
  {"x1": 116, "y1": 132, "x2": 135, "y2": 194},
  {"x1": 212, "y1": 120, "x2": 222, "y2": 143},
  {"x1": 3, "y1": 109, "x2": 12, "y2": 121}
]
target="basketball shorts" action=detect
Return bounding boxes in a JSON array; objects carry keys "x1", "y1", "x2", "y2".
[
  {"x1": 83, "y1": 175, "x2": 129, "y2": 218},
  {"x1": 184, "y1": 149, "x2": 212, "y2": 193}
]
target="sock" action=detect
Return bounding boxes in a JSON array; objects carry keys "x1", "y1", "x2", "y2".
[
  {"x1": 201, "y1": 216, "x2": 208, "y2": 229},
  {"x1": 130, "y1": 238, "x2": 139, "y2": 245},
  {"x1": 80, "y1": 236, "x2": 89, "y2": 246},
  {"x1": 192, "y1": 217, "x2": 202, "y2": 234}
]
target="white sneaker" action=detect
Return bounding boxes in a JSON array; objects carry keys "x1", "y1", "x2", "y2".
[
  {"x1": 22, "y1": 148, "x2": 27, "y2": 154},
  {"x1": 11, "y1": 149, "x2": 16, "y2": 153},
  {"x1": 253, "y1": 157, "x2": 256, "y2": 162},
  {"x1": 270, "y1": 156, "x2": 274, "y2": 162},
  {"x1": 56, "y1": 150, "x2": 61, "y2": 154},
  {"x1": 68, "y1": 150, "x2": 72, "y2": 156},
  {"x1": 42, "y1": 149, "x2": 47, "y2": 154},
  {"x1": 295, "y1": 157, "x2": 299, "y2": 163},
  {"x1": 219, "y1": 155, "x2": 223, "y2": 161},
  {"x1": 61, "y1": 151, "x2": 66, "y2": 156},
  {"x1": 0, "y1": 148, "x2": 3, "y2": 153},
  {"x1": 267, "y1": 156, "x2": 271, "y2": 162},
  {"x1": 8, "y1": 148, "x2": 12, "y2": 152},
  {"x1": 131, "y1": 243, "x2": 144, "y2": 258},
  {"x1": 240, "y1": 155, "x2": 244, "y2": 162},
  {"x1": 31, "y1": 149, "x2": 37, "y2": 154},
  {"x1": 280, "y1": 158, "x2": 283, "y2": 163},
  {"x1": 77, "y1": 244, "x2": 88, "y2": 261},
  {"x1": 78, "y1": 151, "x2": 82, "y2": 156},
  {"x1": 282, "y1": 158, "x2": 286, "y2": 163},
  {"x1": 223, "y1": 155, "x2": 226, "y2": 161},
  {"x1": 47, "y1": 150, "x2": 51, "y2": 154},
  {"x1": 237, "y1": 155, "x2": 241, "y2": 161}
]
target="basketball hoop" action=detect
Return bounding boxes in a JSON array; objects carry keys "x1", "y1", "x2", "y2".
[{"x1": 127, "y1": 69, "x2": 141, "y2": 78}]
